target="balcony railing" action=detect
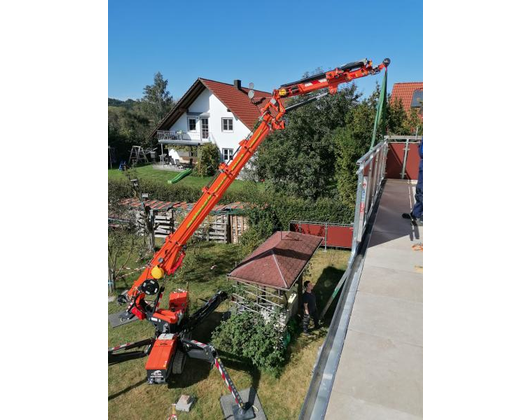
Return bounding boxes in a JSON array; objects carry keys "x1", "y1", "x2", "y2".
[
  {"x1": 156, "y1": 130, "x2": 185, "y2": 140},
  {"x1": 156, "y1": 130, "x2": 214, "y2": 144}
]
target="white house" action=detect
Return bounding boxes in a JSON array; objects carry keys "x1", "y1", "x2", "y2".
[{"x1": 150, "y1": 78, "x2": 272, "y2": 165}]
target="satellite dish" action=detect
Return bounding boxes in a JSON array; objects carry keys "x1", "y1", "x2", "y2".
[
  {"x1": 249, "y1": 82, "x2": 254, "y2": 89},
  {"x1": 248, "y1": 90, "x2": 255, "y2": 99}
]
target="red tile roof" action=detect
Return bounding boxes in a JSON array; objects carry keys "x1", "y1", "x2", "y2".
[
  {"x1": 227, "y1": 231, "x2": 322, "y2": 290},
  {"x1": 390, "y1": 82, "x2": 423, "y2": 112},
  {"x1": 151, "y1": 78, "x2": 272, "y2": 137},
  {"x1": 199, "y1": 78, "x2": 272, "y2": 130}
]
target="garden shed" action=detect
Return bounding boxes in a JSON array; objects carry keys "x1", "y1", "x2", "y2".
[{"x1": 227, "y1": 231, "x2": 322, "y2": 324}]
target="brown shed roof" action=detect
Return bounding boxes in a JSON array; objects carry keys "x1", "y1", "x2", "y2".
[{"x1": 227, "y1": 231, "x2": 322, "y2": 290}]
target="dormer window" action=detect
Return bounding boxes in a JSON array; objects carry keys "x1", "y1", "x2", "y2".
[{"x1": 411, "y1": 90, "x2": 423, "y2": 109}]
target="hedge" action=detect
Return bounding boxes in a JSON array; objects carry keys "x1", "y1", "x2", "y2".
[{"x1": 108, "y1": 178, "x2": 356, "y2": 232}]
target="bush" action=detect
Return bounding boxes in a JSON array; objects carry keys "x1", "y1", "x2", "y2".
[
  {"x1": 196, "y1": 143, "x2": 220, "y2": 177},
  {"x1": 212, "y1": 310, "x2": 286, "y2": 376},
  {"x1": 109, "y1": 178, "x2": 204, "y2": 203},
  {"x1": 108, "y1": 178, "x2": 133, "y2": 201}
]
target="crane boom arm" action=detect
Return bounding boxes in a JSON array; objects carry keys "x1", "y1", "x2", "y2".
[{"x1": 126, "y1": 58, "x2": 390, "y2": 303}]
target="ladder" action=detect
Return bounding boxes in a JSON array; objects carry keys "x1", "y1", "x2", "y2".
[{"x1": 129, "y1": 145, "x2": 149, "y2": 166}]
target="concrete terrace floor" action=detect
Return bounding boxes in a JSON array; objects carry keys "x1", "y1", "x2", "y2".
[{"x1": 325, "y1": 179, "x2": 423, "y2": 419}]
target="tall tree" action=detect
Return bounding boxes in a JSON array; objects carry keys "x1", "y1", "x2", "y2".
[
  {"x1": 387, "y1": 98, "x2": 409, "y2": 135},
  {"x1": 254, "y1": 69, "x2": 362, "y2": 201},
  {"x1": 334, "y1": 87, "x2": 380, "y2": 207},
  {"x1": 386, "y1": 97, "x2": 423, "y2": 136},
  {"x1": 405, "y1": 108, "x2": 423, "y2": 135},
  {"x1": 141, "y1": 72, "x2": 174, "y2": 125},
  {"x1": 108, "y1": 106, "x2": 151, "y2": 161}
]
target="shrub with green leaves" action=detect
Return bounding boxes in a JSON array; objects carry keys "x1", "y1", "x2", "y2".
[
  {"x1": 196, "y1": 143, "x2": 220, "y2": 177},
  {"x1": 108, "y1": 178, "x2": 203, "y2": 202},
  {"x1": 212, "y1": 310, "x2": 286, "y2": 376}
]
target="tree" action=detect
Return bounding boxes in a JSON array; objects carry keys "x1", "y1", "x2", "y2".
[
  {"x1": 108, "y1": 199, "x2": 140, "y2": 292},
  {"x1": 386, "y1": 98, "x2": 409, "y2": 135},
  {"x1": 141, "y1": 72, "x2": 174, "y2": 125},
  {"x1": 108, "y1": 105, "x2": 151, "y2": 162},
  {"x1": 405, "y1": 108, "x2": 423, "y2": 136},
  {"x1": 333, "y1": 87, "x2": 380, "y2": 207},
  {"x1": 386, "y1": 97, "x2": 423, "y2": 136},
  {"x1": 253, "y1": 70, "x2": 362, "y2": 201},
  {"x1": 196, "y1": 143, "x2": 220, "y2": 177}
]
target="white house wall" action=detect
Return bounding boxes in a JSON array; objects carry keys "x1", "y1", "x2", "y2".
[
  {"x1": 168, "y1": 88, "x2": 251, "y2": 158},
  {"x1": 168, "y1": 89, "x2": 208, "y2": 142},
  {"x1": 207, "y1": 92, "x2": 250, "y2": 151}
]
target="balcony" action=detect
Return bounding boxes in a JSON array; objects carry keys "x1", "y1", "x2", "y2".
[
  {"x1": 156, "y1": 130, "x2": 211, "y2": 146},
  {"x1": 156, "y1": 130, "x2": 184, "y2": 141},
  {"x1": 299, "y1": 138, "x2": 423, "y2": 420}
]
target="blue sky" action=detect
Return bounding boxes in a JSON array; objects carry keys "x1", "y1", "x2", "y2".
[{"x1": 109, "y1": 0, "x2": 422, "y2": 101}]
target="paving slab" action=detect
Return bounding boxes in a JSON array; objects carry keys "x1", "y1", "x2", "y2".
[
  {"x1": 363, "y1": 246, "x2": 423, "y2": 273},
  {"x1": 348, "y1": 292, "x2": 423, "y2": 346},
  {"x1": 326, "y1": 390, "x2": 422, "y2": 420},
  {"x1": 357, "y1": 266, "x2": 423, "y2": 303},
  {"x1": 330, "y1": 331, "x2": 422, "y2": 417}
]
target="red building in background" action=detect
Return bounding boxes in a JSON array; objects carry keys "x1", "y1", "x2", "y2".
[
  {"x1": 390, "y1": 82, "x2": 423, "y2": 118},
  {"x1": 385, "y1": 82, "x2": 423, "y2": 180}
]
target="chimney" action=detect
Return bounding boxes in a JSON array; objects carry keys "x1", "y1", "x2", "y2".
[{"x1": 234, "y1": 79, "x2": 242, "y2": 91}]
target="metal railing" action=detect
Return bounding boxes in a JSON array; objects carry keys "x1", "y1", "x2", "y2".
[
  {"x1": 385, "y1": 135, "x2": 421, "y2": 179},
  {"x1": 156, "y1": 130, "x2": 216, "y2": 144},
  {"x1": 290, "y1": 220, "x2": 354, "y2": 250},
  {"x1": 298, "y1": 138, "x2": 389, "y2": 420},
  {"x1": 351, "y1": 139, "x2": 389, "y2": 257},
  {"x1": 156, "y1": 130, "x2": 184, "y2": 140}
]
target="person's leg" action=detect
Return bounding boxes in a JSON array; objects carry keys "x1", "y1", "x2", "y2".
[
  {"x1": 302, "y1": 313, "x2": 310, "y2": 333},
  {"x1": 411, "y1": 186, "x2": 422, "y2": 219},
  {"x1": 411, "y1": 169, "x2": 423, "y2": 220},
  {"x1": 311, "y1": 311, "x2": 320, "y2": 330}
]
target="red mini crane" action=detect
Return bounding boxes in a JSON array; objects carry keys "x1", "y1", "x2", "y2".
[{"x1": 109, "y1": 57, "x2": 389, "y2": 419}]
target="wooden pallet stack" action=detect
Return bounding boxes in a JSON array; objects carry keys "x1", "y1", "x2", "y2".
[
  {"x1": 154, "y1": 212, "x2": 174, "y2": 238},
  {"x1": 194, "y1": 213, "x2": 229, "y2": 243},
  {"x1": 230, "y1": 214, "x2": 249, "y2": 244},
  {"x1": 118, "y1": 199, "x2": 250, "y2": 244}
]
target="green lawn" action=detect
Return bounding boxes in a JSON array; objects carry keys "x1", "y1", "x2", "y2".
[
  {"x1": 108, "y1": 164, "x2": 261, "y2": 195},
  {"x1": 108, "y1": 243, "x2": 349, "y2": 420}
]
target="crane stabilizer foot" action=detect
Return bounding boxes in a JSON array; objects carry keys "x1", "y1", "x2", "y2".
[
  {"x1": 232, "y1": 403, "x2": 256, "y2": 420},
  {"x1": 220, "y1": 388, "x2": 267, "y2": 420}
]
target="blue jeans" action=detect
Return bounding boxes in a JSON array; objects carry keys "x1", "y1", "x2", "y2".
[{"x1": 412, "y1": 168, "x2": 423, "y2": 220}]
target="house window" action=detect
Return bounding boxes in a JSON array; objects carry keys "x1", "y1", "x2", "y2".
[
  {"x1": 222, "y1": 148, "x2": 234, "y2": 162},
  {"x1": 201, "y1": 118, "x2": 209, "y2": 139},
  {"x1": 222, "y1": 118, "x2": 233, "y2": 132},
  {"x1": 188, "y1": 117, "x2": 197, "y2": 132}
]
